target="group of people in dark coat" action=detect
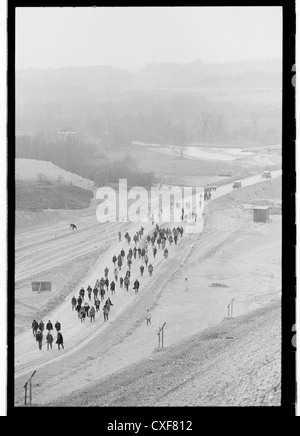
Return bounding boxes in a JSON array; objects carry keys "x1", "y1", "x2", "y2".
[
  {"x1": 71, "y1": 279, "x2": 115, "y2": 323},
  {"x1": 31, "y1": 319, "x2": 63, "y2": 351},
  {"x1": 31, "y1": 222, "x2": 187, "y2": 349}
]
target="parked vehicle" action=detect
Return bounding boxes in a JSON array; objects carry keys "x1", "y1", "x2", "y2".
[
  {"x1": 262, "y1": 171, "x2": 272, "y2": 179},
  {"x1": 233, "y1": 180, "x2": 242, "y2": 189}
]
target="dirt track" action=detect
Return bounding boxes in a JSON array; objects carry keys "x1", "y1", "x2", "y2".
[
  {"x1": 14, "y1": 170, "x2": 282, "y2": 406},
  {"x1": 46, "y1": 299, "x2": 281, "y2": 407}
]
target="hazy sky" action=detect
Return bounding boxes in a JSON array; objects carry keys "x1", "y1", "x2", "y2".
[{"x1": 16, "y1": 6, "x2": 282, "y2": 70}]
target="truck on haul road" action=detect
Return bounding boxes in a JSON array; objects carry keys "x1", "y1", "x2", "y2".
[
  {"x1": 261, "y1": 171, "x2": 272, "y2": 179},
  {"x1": 233, "y1": 180, "x2": 242, "y2": 189}
]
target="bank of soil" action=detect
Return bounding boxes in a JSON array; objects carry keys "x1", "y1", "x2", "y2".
[
  {"x1": 46, "y1": 299, "x2": 281, "y2": 407},
  {"x1": 16, "y1": 182, "x2": 94, "y2": 211}
]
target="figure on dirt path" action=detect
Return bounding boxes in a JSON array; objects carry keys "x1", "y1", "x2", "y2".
[
  {"x1": 105, "y1": 297, "x2": 113, "y2": 312},
  {"x1": 124, "y1": 276, "x2": 130, "y2": 291},
  {"x1": 36, "y1": 329, "x2": 43, "y2": 350},
  {"x1": 32, "y1": 319, "x2": 38, "y2": 337},
  {"x1": 46, "y1": 320, "x2": 53, "y2": 332},
  {"x1": 104, "y1": 267, "x2": 109, "y2": 278},
  {"x1": 76, "y1": 303, "x2": 82, "y2": 317},
  {"x1": 38, "y1": 320, "x2": 44, "y2": 332},
  {"x1": 87, "y1": 286, "x2": 92, "y2": 301},
  {"x1": 110, "y1": 281, "x2": 116, "y2": 295},
  {"x1": 77, "y1": 295, "x2": 83, "y2": 307},
  {"x1": 55, "y1": 321, "x2": 61, "y2": 332},
  {"x1": 148, "y1": 263, "x2": 153, "y2": 276},
  {"x1": 71, "y1": 295, "x2": 77, "y2": 310},
  {"x1": 46, "y1": 332, "x2": 53, "y2": 350},
  {"x1": 145, "y1": 310, "x2": 151, "y2": 326},
  {"x1": 118, "y1": 231, "x2": 122, "y2": 242},
  {"x1": 79, "y1": 287, "x2": 85, "y2": 301},
  {"x1": 140, "y1": 264, "x2": 145, "y2": 277},
  {"x1": 56, "y1": 331, "x2": 64, "y2": 350},
  {"x1": 184, "y1": 277, "x2": 189, "y2": 292},
  {"x1": 103, "y1": 304, "x2": 109, "y2": 322},
  {"x1": 90, "y1": 306, "x2": 96, "y2": 322},
  {"x1": 100, "y1": 287, "x2": 106, "y2": 302},
  {"x1": 119, "y1": 276, "x2": 124, "y2": 288},
  {"x1": 114, "y1": 267, "x2": 119, "y2": 281},
  {"x1": 95, "y1": 298, "x2": 100, "y2": 312},
  {"x1": 70, "y1": 224, "x2": 77, "y2": 231},
  {"x1": 133, "y1": 279, "x2": 140, "y2": 294},
  {"x1": 144, "y1": 254, "x2": 149, "y2": 267},
  {"x1": 79, "y1": 308, "x2": 86, "y2": 322},
  {"x1": 84, "y1": 302, "x2": 90, "y2": 317}
]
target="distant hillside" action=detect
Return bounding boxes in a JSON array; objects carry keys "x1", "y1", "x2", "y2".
[
  {"x1": 16, "y1": 59, "x2": 282, "y2": 146},
  {"x1": 16, "y1": 59, "x2": 282, "y2": 101},
  {"x1": 137, "y1": 58, "x2": 282, "y2": 88}
]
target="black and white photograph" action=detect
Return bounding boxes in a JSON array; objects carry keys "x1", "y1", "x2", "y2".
[{"x1": 7, "y1": 2, "x2": 296, "y2": 416}]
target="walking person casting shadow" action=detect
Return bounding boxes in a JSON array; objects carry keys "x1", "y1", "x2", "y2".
[{"x1": 145, "y1": 309, "x2": 151, "y2": 326}]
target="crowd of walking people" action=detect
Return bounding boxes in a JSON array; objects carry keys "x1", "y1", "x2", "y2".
[
  {"x1": 68, "y1": 222, "x2": 185, "y2": 326},
  {"x1": 30, "y1": 188, "x2": 213, "y2": 351},
  {"x1": 31, "y1": 319, "x2": 64, "y2": 351}
]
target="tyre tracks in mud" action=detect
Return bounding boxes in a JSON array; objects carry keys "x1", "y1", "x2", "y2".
[
  {"x1": 14, "y1": 172, "x2": 282, "y2": 405},
  {"x1": 15, "y1": 220, "x2": 119, "y2": 283},
  {"x1": 14, "y1": 208, "x2": 250, "y2": 405}
]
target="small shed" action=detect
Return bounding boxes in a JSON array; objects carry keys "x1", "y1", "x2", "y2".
[
  {"x1": 253, "y1": 206, "x2": 269, "y2": 223},
  {"x1": 31, "y1": 281, "x2": 52, "y2": 292}
]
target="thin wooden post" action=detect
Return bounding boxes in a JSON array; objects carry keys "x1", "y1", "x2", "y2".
[
  {"x1": 24, "y1": 370, "x2": 36, "y2": 407},
  {"x1": 158, "y1": 327, "x2": 160, "y2": 348},
  {"x1": 24, "y1": 383, "x2": 27, "y2": 406},
  {"x1": 227, "y1": 299, "x2": 234, "y2": 319},
  {"x1": 157, "y1": 323, "x2": 166, "y2": 349},
  {"x1": 29, "y1": 380, "x2": 32, "y2": 406}
]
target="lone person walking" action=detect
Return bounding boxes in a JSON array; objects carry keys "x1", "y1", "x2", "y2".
[
  {"x1": 145, "y1": 309, "x2": 151, "y2": 326},
  {"x1": 184, "y1": 277, "x2": 189, "y2": 292}
]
